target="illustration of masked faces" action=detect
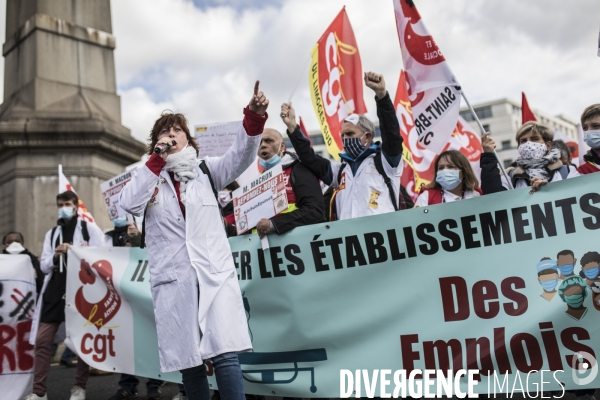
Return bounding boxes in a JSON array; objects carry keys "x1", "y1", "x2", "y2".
[
  {"x1": 557, "y1": 253, "x2": 576, "y2": 279},
  {"x1": 558, "y1": 276, "x2": 589, "y2": 321},
  {"x1": 538, "y1": 270, "x2": 559, "y2": 300},
  {"x1": 582, "y1": 261, "x2": 600, "y2": 284}
]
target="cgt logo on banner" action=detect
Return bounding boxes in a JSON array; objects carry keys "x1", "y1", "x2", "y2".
[
  {"x1": 0, "y1": 255, "x2": 36, "y2": 400},
  {"x1": 309, "y1": 7, "x2": 367, "y2": 160}
]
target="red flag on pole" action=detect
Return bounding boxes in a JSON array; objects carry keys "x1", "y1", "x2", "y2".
[
  {"x1": 309, "y1": 7, "x2": 367, "y2": 160},
  {"x1": 521, "y1": 92, "x2": 537, "y2": 123},
  {"x1": 298, "y1": 117, "x2": 312, "y2": 145}
]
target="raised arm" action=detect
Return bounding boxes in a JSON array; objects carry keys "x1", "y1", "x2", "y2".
[
  {"x1": 479, "y1": 133, "x2": 507, "y2": 194},
  {"x1": 205, "y1": 81, "x2": 268, "y2": 190},
  {"x1": 280, "y1": 102, "x2": 336, "y2": 186},
  {"x1": 364, "y1": 72, "x2": 403, "y2": 166}
]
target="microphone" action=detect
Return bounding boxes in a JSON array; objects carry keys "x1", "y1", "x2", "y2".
[{"x1": 154, "y1": 140, "x2": 176, "y2": 154}]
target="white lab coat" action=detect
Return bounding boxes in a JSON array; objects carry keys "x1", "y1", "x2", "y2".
[
  {"x1": 330, "y1": 153, "x2": 403, "y2": 220},
  {"x1": 30, "y1": 218, "x2": 105, "y2": 344},
  {"x1": 119, "y1": 124, "x2": 260, "y2": 373}
]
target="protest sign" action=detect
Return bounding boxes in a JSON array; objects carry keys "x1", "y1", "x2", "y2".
[
  {"x1": 232, "y1": 164, "x2": 287, "y2": 234},
  {"x1": 194, "y1": 121, "x2": 243, "y2": 157},
  {"x1": 66, "y1": 173, "x2": 600, "y2": 397},
  {"x1": 101, "y1": 169, "x2": 137, "y2": 220},
  {"x1": 0, "y1": 255, "x2": 36, "y2": 399}
]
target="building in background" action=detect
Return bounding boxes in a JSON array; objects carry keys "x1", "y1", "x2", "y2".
[{"x1": 459, "y1": 98, "x2": 578, "y2": 168}]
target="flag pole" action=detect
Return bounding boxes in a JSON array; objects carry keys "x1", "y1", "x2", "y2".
[
  {"x1": 288, "y1": 54, "x2": 312, "y2": 104},
  {"x1": 461, "y1": 92, "x2": 514, "y2": 190}
]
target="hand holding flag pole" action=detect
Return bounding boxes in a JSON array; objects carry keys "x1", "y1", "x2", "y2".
[{"x1": 461, "y1": 92, "x2": 514, "y2": 189}]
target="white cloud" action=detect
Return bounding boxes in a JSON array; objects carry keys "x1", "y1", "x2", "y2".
[{"x1": 0, "y1": 0, "x2": 598, "y2": 140}]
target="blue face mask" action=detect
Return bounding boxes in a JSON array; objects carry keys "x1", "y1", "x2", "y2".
[
  {"x1": 558, "y1": 264, "x2": 574, "y2": 275},
  {"x1": 113, "y1": 216, "x2": 128, "y2": 228},
  {"x1": 564, "y1": 293, "x2": 585, "y2": 308},
  {"x1": 58, "y1": 206, "x2": 75, "y2": 220},
  {"x1": 436, "y1": 169, "x2": 462, "y2": 191},
  {"x1": 584, "y1": 267, "x2": 599, "y2": 280},
  {"x1": 343, "y1": 137, "x2": 367, "y2": 160},
  {"x1": 259, "y1": 154, "x2": 281, "y2": 170},
  {"x1": 584, "y1": 130, "x2": 600, "y2": 150},
  {"x1": 540, "y1": 279, "x2": 558, "y2": 292}
]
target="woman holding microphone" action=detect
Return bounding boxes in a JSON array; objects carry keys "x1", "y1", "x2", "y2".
[{"x1": 119, "y1": 82, "x2": 269, "y2": 400}]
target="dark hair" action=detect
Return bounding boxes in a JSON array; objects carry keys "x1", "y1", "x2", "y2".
[
  {"x1": 427, "y1": 150, "x2": 479, "y2": 191},
  {"x1": 581, "y1": 104, "x2": 600, "y2": 125},
  {"x1": 225, "y1": 180, "x2": 240, "y2": 192},
  {"x1": 147, "y1": 111, "x2": 199, "y2": 156},
  {"x1": 57, "y1": 190, "x2": 79, "y2": 206},
  {"x1": 580, "y1": 251, "x2": 600, "y2": 267},
  {"x1": 3, "y1": 231, "x2": 24, "y2": 245},
  {"x1": 557, "y1": 249, "x2": 575, "y2": 259},
  {"x1": 538, "y1": 269, "x2": 557, "y2": 276}
]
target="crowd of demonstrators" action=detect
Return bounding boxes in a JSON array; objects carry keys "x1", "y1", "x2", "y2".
[
  {"x1": 480, "y1": 121, "x2": 580, "y2": 195},
  {"x1": 24, "y1": 191, "x2": 106, "y2": 400},
  {"x1": 578, "y1": 104, "x2": 600, "y2": 175},
  {"x1": 118, "y1": 82, "x2": 268, "y2": 400},
  {"x1": 254, "y1": 128, "x2": 324, "y2": 238},
  {"x1": 281, "y1": 71, "x2": 406, "y2": 221},
  {"x1": 414, "y1": 150, "x2": 481, "y2": 206}
]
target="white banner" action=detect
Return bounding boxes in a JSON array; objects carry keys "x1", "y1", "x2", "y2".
[
  {"x1": 194, "y1": 121, "x2": 243, "y2": 157},
  {"x1": 232, "y1": 165, "x2": 287, "y2": 234},
  {"x1": 101, "y1": 169, "x2": 137, "y2": 221},
  {"x1": 0, "y1": 255, "x2": 37, "y2": 400}
]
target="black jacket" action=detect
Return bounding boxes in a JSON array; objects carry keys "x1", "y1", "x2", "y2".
[
  {"x1": 286, "y1": 92, "x2": 403, "y2": 184},
  {"x1": 270, "y1": 154, "x2": 325, "y2": 235},
  {"x1": 480, "y1": 153, "x2": 507, "y2": 194}
]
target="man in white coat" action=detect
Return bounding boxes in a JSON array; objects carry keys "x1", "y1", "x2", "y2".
[
  {"x1": 119, "y1": 82, "x2": 269, "y2": 400},
  {"x1": 25, "y1": 190, "x2": 105, "y2": 400}
]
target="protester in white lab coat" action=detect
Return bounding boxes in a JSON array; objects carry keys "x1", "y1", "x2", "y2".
[
  {"x1": 119, "y1": 82, "x2": 268, "y2": 400},
  {"x1": 25, "y1": 190, "x2": 105, "y2": 400},
  {"x1": 281, "y1": 72, "x2": 406, "y2": 221}
]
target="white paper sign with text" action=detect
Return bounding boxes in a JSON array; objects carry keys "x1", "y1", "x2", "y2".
[
  {"x1": 194, "y1": 121, "x2": 243, "y2": 157},
  {"x1": 101, "y1": 169, "x2": 136, "y2": 220},
  {"x1": 232, "y1": 165, "x2": 287, "y2": 234}
]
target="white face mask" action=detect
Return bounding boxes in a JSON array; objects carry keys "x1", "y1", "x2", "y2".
[
  {"x1": 6, "y1": 242, "x2": 25, "y2": 254},
  {"x1": 518, "y1": 141, "x2": 547, "y2": 160}
]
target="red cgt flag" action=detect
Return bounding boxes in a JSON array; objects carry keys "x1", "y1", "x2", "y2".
[
  {"x1": 309, "y1": 7, "x2": 367, "y2": 160},
  {"x1": 522, "y1": 92, "x2": 537, "y2": 123}
]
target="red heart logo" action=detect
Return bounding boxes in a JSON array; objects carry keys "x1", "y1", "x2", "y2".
[{"x1": 79, "y1": 260, "x2": 96, "y2": 285}]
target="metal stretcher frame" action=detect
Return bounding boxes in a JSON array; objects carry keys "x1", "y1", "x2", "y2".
[{"x1": 238, "y1": 348, "x2": 328, "y2": 393}]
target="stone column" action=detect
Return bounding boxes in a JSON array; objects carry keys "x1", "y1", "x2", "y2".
[{"x1": 0, "y1": 0, "x2": 146, "y2": 254}]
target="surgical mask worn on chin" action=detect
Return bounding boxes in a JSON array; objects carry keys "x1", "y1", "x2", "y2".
[
  {"x1": 564, "y1": 293, "x2": 585, "y2": 308},
  {"x1": 584, "y1": 267, "x2": 600, "y2": 280},
  {"x1": 58, "y1": 206, "x2": 75, "y2": 220},
  {"x1": 558, "y1": 264, "x2": 575, "y2": 275},
  {"x1": 343, "y1": 137, "x2": 367, "y2": 160},
  {"x1": 436, "y1": 169, "x2": 462, "y2": 191},
  {"x1": 113, "y1": 216, "x2": 128, "y2": 228},
  {"x1": 518, "y1": 141, "x2": 547, "y2": 160},
  {"x1": 584, "y1": 130, "x2": 600, "y2": 149},
  {"x1": 540, "y1": 279, "x2": 558, "y2": 292},
  {"x1": 5, "y1": 242, "x2": 25, "y2": 254},
  {"x1": 259, "y1": 154, "x2": 281, "y2": 170}
]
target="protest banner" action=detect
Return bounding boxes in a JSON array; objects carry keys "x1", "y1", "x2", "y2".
[
  {"x1": 0, "y1": 255, "x2": 36, "y2": 400},
  {"x1": 66, "y1": 173, "x2": 600, "y2": 396},
  {"x1": 309, "y1": 7, "x2": 367, "y2": 160},
  {"x1": 194, "y1": 121, "x2": 243, "y2": 157},
  {"x1": 59, "y1": 164, "x2": 96, "y2": 223},
  {"x1": 232, "y1": 164, "x2": 287, "y2": 234},
  {"x1": 101, "y1": 169, "x2": 137, "y2": 220}
]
